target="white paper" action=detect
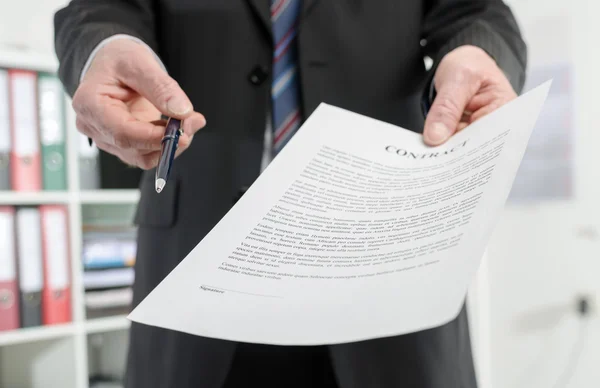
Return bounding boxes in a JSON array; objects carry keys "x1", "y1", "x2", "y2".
[
  {"x1": 128, "y1": 81, "x2": 552, "y2": 345},
  {"x1": 42, "y1": 208, "x2": 70, "y2": 289}
]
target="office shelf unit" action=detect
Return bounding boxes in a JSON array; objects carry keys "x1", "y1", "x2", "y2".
[{"x1": 0, "y1": 47, "x2": 137, "y2": 388}]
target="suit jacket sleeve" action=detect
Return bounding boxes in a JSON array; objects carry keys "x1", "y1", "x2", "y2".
[
  {"x1": 54, "y1": 0, "x2": 158, "y2": 97},
  {"x1": 421, "y1": 0, "x2": 527, "y2": 102}
]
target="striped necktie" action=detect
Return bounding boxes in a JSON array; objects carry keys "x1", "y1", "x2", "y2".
[{"x1": 270, "y1": 0, "x2": 302, "y2": 155}]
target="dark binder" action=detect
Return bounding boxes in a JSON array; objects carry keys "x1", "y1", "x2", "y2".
[
  {"x1": 19, "y1": 291, "x2": 42, "y2": 327},
  {"x1": 16, "y1": 207, "x2": 44, "y2": 328},
  {"x1": 0, "y1": 153, "x2": 9, "y2": 190}
]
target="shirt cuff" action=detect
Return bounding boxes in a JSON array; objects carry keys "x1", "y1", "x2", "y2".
[{"x1": 79, "y1": 34, "x2": 167, "y2": 83}]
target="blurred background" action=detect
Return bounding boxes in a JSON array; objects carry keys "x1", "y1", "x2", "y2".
[{"x1": 0, "y1": 0, "x2": 597, "y2": 387}]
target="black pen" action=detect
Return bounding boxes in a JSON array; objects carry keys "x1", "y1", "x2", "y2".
[{"x1": 155, "y1": 117, "x2": 183, "y2": 193}]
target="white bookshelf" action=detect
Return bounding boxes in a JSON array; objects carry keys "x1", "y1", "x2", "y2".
[
  {"x1": 0, "y1": 315, "x2": 130, "y2": 348},
  {"x1": 0, "y1": 191, "x2": 70, "y2": 205},
  {"x1": 79, "y1": 190, "x2": 140, "y2": 204},
  {"x1": 0, "y1": 190, "x2": 140, "y2": 206},
  {"x1": 0, "y1": 46, "x2": 58, "y2": 73},
  {"x1": 0, "y1": 47, "x2": 137, "y2": 388},
  {"x1": 84, "y1": 315, "x2": 130, "y2": 334},
  {"x1": 0, "y1": 322, "x2": 76, "y2": 347}
]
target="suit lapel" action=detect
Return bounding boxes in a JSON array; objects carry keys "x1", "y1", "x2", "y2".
[{"x1": 246, "y1": 0, "x2": 272, "y2": 35}]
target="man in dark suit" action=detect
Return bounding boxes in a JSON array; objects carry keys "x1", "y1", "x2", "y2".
[{"x1": 54, "y1": 1, "x2": 526, "y2": 387}]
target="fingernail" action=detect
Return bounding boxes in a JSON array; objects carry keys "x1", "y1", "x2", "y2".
[
  {"x1": 167, "y1": 96, "x2": 192, "y2": 115},
  {"x1": 428, "y1": 123, "x2": 450, "y2": 144}
]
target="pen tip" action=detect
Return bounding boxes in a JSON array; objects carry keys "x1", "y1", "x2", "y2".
[{"x1": 155, "y1": 179, "x2": 166, "y2": 193}]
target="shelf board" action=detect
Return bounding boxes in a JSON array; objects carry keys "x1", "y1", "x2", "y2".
[
  {"x1": 0, "y1": 315, "x2": 132, "y2": 347},
  {"x1": 79, "y1": 190, "x2": 140, "y2": 204},
  {"x1": 0, "y1": 45, "x2": 58, "y2": 73},
  {"x1": 0, "y1": 190, "x2": 142, "y2": 205},
  {"x1": 0, "y1": 191, "x2": 70, "y2": 205},
  {"x1": 84, "y1": 315, "x2": 130, "y2": 334},
  {"x1": 0, "y1": 323, "x2": 76, "y2": 347}
]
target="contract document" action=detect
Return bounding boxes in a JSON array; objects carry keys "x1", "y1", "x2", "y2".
[{"x1": 129, "y1": 81, "x2": 551, "y2": 345}]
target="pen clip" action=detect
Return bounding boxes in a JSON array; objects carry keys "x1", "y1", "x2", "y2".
[{"x1": 161, "y1": 122, "x2": 184, "y2": 143}]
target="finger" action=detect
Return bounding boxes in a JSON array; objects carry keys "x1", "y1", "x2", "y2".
[
  {"x1": 79, "y1": 114, "x2": 157, "y2": 153},
  {"x1": 423, "y1": 77, "x2": 480, "y2": 146},
  {"x1": 133, "y1": 150, "x2": 161, "y2": 170},
  {"x1": 115, "y1": 55, "x2": 194, "y2": 118},
  {"x1": 101, "y1": 83, "x2": 139, "y2": 104},
  {"x1": 470, "y1": 103, "x2": 500, "y2": 123},
  {"x1": 465, "y1": 90, "x2": 503, "y2": 113},
  {"x1": 77, "y1": 116, "x2": 134, "y2": 166},
  {"x1": 72, "y1": 84, "x2": 105, "y2": 129},
  {"x1": 75, "y1": 116, "x2": 100, "y2": 139},
  {"x1": 175, "y1": 131, "x2": 195, "y2": 157},
  {"x1": 177, "y1": 131, "x2": 192, "y2": 153},
  {"x1": 175, "y1": 134, "x2": 193, "y2": 159},
  {"x1": 149, "y1": 117, "x2": 191, "y2": 152},
  {"x1": 181, "y1": 112, "x2": 207, "y2": 135},
  {"x1": 95, "y1": 139, "x2": 161, "y2": 170},
  {"x1": 457, "y1": 121, "x2": 469, "y2": 132},
  {"x1": 74, "y1": 84, "x2": 162, "y2": 151},
  {"x1": 94, "y1": 140, "x2": 134, "y2": 167},
  {"x1": 150, "y1": 118, "x2": 168, "y2": 127},
  {"x1": 460, "y1": 111, "x2": 471, "y2": 123},
  {"x1": 98, "y1": 97, "x2": 166, "y2": 151}
]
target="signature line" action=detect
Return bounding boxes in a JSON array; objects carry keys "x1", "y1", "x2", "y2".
[{"x1": 200, "y1": 285, "x2": 283, "y2": 299}]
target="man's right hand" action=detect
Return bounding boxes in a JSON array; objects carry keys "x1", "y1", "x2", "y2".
[{"x1": 73, "y1": 39, "x2": 206, "y2": 169}]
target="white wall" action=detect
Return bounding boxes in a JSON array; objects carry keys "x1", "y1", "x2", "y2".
[
  {"x1": 0, "y1": 0, "x2": 69, "y2": 55},
  {"x1": 488, "y1": 1, "x2": 600, "y2": 387}
]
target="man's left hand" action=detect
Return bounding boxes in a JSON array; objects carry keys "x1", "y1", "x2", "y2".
[{"x1": 423, "y1": 45, "x2": 517, "y2": 146}]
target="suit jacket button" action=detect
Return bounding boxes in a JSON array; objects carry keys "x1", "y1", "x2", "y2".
[{"x1": 248, "y1": 65, "x2": 268, "y2": 85}]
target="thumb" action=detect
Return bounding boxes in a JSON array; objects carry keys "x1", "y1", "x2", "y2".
[
  {"x1": 117, "y1": 52, "x2": 194, "y2": 118},
  {"x1": 423, "y1": 79, "x2": 476, "y2": 146}
]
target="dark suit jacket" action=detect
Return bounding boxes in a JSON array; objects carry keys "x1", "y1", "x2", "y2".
[{"x1": 54, "y1": 1, "x2": 526, "y2": 387}]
